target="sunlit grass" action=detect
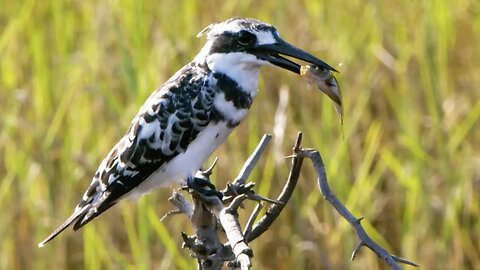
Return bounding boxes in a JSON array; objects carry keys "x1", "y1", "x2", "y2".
[{"x1": 1, "y1": 0, "x2": 479, "y2": 269}]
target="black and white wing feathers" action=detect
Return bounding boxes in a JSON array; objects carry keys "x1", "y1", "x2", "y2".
[{"x1": 39, "y1": 63, "x2": 214, "y2": 246}]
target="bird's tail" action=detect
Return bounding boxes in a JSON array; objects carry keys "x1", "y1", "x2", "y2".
[{"x1": 37, "y1": 205, "x2": 89, "y2": 248}]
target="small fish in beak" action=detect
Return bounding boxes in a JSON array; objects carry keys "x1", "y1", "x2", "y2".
[{"x1": 300, "y1": 65, "x2": 343, "y2": 123}]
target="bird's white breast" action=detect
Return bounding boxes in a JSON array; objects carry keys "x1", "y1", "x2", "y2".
[{"x1": 129, "y1": 122, "x2": 233, "y2": 198}]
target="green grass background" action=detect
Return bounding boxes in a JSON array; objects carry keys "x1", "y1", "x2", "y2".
[{"x1": 1, "y1": 0, "x2": 479, "y2": 269}]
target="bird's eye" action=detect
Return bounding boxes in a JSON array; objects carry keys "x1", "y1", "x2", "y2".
[{"x1": 236, "y1": 30, "x2": 256, "y2": 45}]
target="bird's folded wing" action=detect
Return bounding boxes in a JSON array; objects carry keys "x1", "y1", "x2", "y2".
[{"x1": 73, "y1": 64, "x2": 214, "y2": 229}]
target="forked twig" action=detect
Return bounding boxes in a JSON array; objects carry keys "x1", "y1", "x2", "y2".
[
  {"x1": 169, "y1": 135, "x2": 274, "y2": 270},
  {"x1": 298, "y1": 136, "x2": 418, "y2": 269},
  {"x1": 245, "y1": 133, "x2": 304, "y2": 242},
  {"x1": 166, "y1": 132, "x2": 417, "y2": 269}
]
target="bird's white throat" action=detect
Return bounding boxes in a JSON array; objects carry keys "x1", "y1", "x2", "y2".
[
  {"x1": 206, "y1": 52, "x2": 260, "y2": 96},
  {"x1": 194, "y1": 42, "x2": 261, "y2": 97}
]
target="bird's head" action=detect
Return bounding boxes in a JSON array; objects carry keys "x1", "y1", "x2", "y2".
[{"x1": 196, "y1": 17, "x2": 336, "y2": 75}]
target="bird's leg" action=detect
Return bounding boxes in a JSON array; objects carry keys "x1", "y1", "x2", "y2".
[{"x1": 186, "y1": 175, "x2": 223, "y2": 200}]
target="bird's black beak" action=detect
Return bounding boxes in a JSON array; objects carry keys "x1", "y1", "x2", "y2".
[{"x1": 250, "y1": 37, "x2": 337, "y2": 74}]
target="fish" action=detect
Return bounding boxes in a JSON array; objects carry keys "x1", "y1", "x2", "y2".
[{"x1": 300, "y1": 64, "x2": 343, "y2": 123}]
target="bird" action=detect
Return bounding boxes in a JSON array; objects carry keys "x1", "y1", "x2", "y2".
[{"x1": 38, "y1": 17, "x2": 336, "y2": 247}]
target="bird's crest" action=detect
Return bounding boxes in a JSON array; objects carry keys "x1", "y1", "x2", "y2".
[{"x1": 197, "y1": 18, "x2": 275, "y2": 38}]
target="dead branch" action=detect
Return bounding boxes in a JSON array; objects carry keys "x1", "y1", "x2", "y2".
[
  {"x1": 164, "y1": 132, "x2": 417, "y2": 269},
  {"x1": 231, "y1": 134, "x2": 272, "y2": 187},
  {"x1": 299, "y1": 146, "x2": 419, "y2": 269},
  {"x1": 166, "y1": 134, "x2": 273, "y2": 269},
  {"x1": 244, "y1": 133, "x2": 304, "y2": 242}
]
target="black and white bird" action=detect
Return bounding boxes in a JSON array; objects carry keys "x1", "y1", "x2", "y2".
[{"x1": 38, "y1": 17, "x2": 336, "y2": 247}]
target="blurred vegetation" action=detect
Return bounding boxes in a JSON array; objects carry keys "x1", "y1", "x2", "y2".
[{"x1": 1, "y1": 0, "x2": 479, "y2": 269}]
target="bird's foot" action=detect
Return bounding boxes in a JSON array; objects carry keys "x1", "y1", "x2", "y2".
[{"x1": 186, "y1": 176, "x2": 223, "y2": 200}]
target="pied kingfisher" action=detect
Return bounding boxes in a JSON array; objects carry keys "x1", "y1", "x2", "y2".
[{"x1": 38, "y1": 17, "x2": 336, "y2": 247}]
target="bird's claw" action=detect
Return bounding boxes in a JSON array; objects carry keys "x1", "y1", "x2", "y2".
[{"x1": 187, "y1": 176, "x2": 223, "y2": 200}]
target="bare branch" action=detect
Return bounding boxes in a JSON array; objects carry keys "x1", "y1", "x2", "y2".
[
  {"x1": 231, "y1": 134, "x2": 272, "y2": 186},
  {"x1": 300, "y1": 148, "x2": 418, "y2": 269},
  {"x1": 351, "y1": 241, "x2": 364, "y2": 261},
  {"x1": 218, "y1": 195, "x2": 253, "y2": 270},
  {"x1": 201, "y1": 157, "x2": 218, "y2": 177},
  {"x1": 159, "y1": 209, "x2": 182, "y2": 221},
  {"x1": 226, "y1": 194, "x2": 248, "y2": 212},
  {"x1": 169, "y1": 135, "x2": 275, "y2": 269},
  {"x1": 245, "y1": 193, "x2": 284, "y2": 205},
  {"x1": 167, "y1": 132, "x2": 416, "y2": 269},
  {"x1": 161, "y1": 191, "x2": 193, "y2": 221},
  {"x1": 185, "y1": 193, "x2": 224, "y2": 270},
  {"x1": 392, "y1": 255, "x2": 419, "y2": 267},
  {"x1": 243, "y1": 203, "x2": 264, "y2": 237},
  {"x1": 245, "y1": 132, "x2": 303, "y2": 242},
  {"x1": 187, "y1": 189, "x2": 253, "y2": 269}
]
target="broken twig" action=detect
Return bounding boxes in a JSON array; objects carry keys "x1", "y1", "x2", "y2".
[
  {"x1": 298, "y1": 136, "x2": 418, "y2": 269},
  {"x1": 165, "y1": 132, "x2": 416, "y2": 269}
]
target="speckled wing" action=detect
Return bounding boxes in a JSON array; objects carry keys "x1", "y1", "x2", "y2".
[
  {"x1": 75, "y1": 64, "x2": 215, "y2": 226},
  {"x1": 38, "y1": 64, "x2": 214, "y2": 246}
]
